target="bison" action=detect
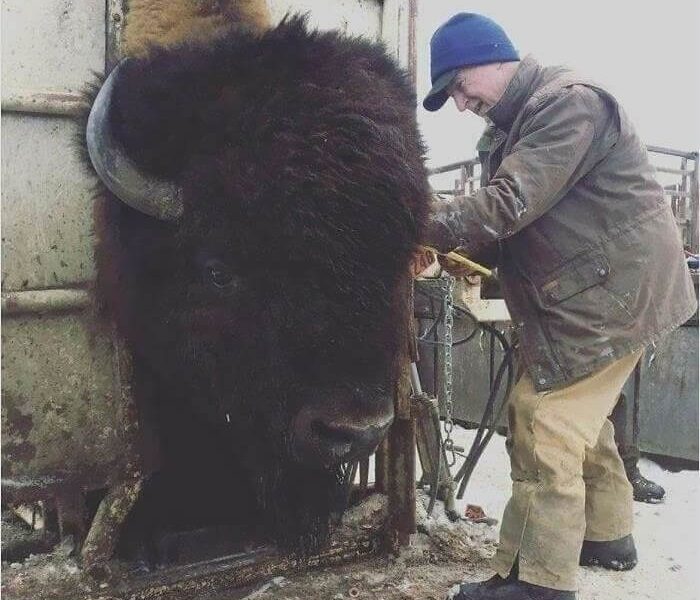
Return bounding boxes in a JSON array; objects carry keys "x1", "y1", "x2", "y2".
[{"x1": 80, "y1": 10, "x2": 430, "y2": 557}]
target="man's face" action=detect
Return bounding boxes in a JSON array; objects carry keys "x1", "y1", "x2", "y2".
[{"x1": 447, "y1": 63, "x2": 509, "y2": 116}]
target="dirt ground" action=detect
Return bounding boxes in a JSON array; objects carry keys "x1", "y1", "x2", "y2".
[
  {"x1": 3, "y1": 427, "x2": 697, "y2": 600},
  {"x1": 1, "y1": 492, "x2": 497, "y2": 600},
  {"x1": 229, "y1": 494, "x2": 498, "y2": 600},
  {"x1": 236, "y1": 427, "x2": 700, "y2": 600}
]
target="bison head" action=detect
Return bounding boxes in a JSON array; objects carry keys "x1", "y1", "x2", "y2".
[{"x1": 83, "y1": 16, "x2": 430, "y2": 552}]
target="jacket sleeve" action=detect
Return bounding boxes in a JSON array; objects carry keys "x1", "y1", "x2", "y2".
[{"x1": 432, "y1": 86, "x2": 618, "y2": 256}]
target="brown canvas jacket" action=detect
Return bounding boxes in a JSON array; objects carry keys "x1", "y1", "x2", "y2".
[{"x1": 431, "y1": 55, "x2": 696, "y2": 391}]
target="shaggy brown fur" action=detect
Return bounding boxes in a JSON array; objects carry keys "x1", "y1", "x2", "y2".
[
  {"x1": 80, "y1": 6, "x2": 431, "y2": 560},
  {"x1": 124, "y1": 0, "x2": 271, "y2": 56}
]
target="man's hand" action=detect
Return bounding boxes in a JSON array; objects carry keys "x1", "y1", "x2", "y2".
[
  {"x1": 423, "y1": 197, "x2": 465, "y2": 254},
  {"x1": 436, "y1": 253, "x2": 477, "y2": 277}
]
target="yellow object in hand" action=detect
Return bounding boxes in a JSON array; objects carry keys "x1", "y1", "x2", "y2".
[{"x1": 422, "y1": 246, "x2": 493, "y2": 278}]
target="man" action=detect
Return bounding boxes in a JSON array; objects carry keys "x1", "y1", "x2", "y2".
[
  {"x1": 420, "y1": 13, "x2": 696, "y2": 600},
  {"x1": 480, "y1": 126, "x2": 667, "y2": 505}
]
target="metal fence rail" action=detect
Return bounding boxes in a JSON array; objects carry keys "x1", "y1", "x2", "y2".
[{"x1": 429, "y1": 146, "x2": 699, "y2": 254}]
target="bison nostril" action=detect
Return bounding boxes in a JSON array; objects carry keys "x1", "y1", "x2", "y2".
[
  {"x1": 292, "y1": 402, "x2": 394, "y2": 468},
  {"x1": 311, "y1": 419, "x2": 356, "y2": 444}
]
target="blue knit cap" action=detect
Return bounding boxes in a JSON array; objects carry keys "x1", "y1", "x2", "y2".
[{"x1": 423, "y1": 13, "x2": 519, "y2": 111}]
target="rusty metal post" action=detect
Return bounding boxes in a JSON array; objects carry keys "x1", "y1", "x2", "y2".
[
  {"x1": 81, "y1": 477, "x2": 143, "y2": 570},
  {"x1": 81, "y1": 335, "x2": 146, "y2": 570},
  {"x1": 106, "y1": 0, "x2": 126, "y2": 71},
  {"x1": 383, "y1": 1, "x2": 420, "y2": 551},
  {"x1": 385, "y1": 275, "x2": 418, "y2": 551},
  {"x1": 691, "y1": 155, "x2": 699, "y2": 253},
  {"x1": 407, "y1": 0, "x2": 418, "y2": 90},
  {"x1": 374, "y1": 438, "x2": 389, "y2": 493},
  {"x1": 386, "y1": 410, "x2": 416, "y2": 551}
]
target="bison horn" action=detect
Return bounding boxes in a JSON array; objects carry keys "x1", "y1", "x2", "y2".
[{"x1": 86, "y1": 60, "x2": 184, "y2": 221}]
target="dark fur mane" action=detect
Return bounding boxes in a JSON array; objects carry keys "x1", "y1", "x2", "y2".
[{"x1": 78, "y1": 15, "x2": 431, "y2": 555}]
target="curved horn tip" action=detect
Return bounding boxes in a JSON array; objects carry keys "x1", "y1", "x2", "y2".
[{"x1": 86, "y1": 59, "x2": 184, "y2": 221}]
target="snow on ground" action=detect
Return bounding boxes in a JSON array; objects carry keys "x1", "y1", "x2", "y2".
[
  {"x1": 245, "y1": 424, "x2": 699, "y2": 599},
  {"x1": 442, "y1": 425, "x2": 700, "y2": 600}
]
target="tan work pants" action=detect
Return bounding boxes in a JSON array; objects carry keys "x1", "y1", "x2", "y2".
[{"x1": 491, "y1": 350, "x2": 643, "y2": 591}]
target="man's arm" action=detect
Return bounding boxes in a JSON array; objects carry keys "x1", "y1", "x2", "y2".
[{"x1": 426, "y1": 86, "x2": 618, "y2": 256}]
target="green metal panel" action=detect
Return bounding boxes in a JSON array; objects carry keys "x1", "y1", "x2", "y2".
[
  {"x1": 1, "y1": 114, "x2": 97, "y2": 291},
  {"x1": 269, "y1": 0, "x2": 382, "y2": 39},
  {"x1": 1, "y1": 312, "x2": 132, "y2": 489},
  {"x1": 637, "y1": 325, "x2": 699, "y2": 461},
  {"x1": 1, "y1": 0, "x2": 105, "y2": 95}
]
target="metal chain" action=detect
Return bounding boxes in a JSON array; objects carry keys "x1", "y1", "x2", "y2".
[
  {"x1": 415, "y1": 277, "x2": 458, "y2": 466},
  {"x1": 441, "y1": 276, "x2": 457, "y2": 467}
]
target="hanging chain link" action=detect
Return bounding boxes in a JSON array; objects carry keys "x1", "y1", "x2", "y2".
[
  {"x1": 440, "y1": 276, "x2": 457, "y2": 467},
  {"x1": 416, "y1": 276, "x2": 458, "y2": 466}
]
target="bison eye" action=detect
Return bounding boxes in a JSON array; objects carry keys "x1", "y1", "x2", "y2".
[{"x1": 205, "y1": 259, "x2": 234, "y2": 288}]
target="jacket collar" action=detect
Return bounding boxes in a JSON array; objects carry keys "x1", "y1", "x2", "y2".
[{"x1": 487, "y1": 55, "x2": 542, "y2": 130}]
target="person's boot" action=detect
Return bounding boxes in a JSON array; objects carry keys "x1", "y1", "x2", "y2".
[
  {"x1": 446, "y1": 574, "x2": 507, "y2": 599},
  {"x1": 446, "y1": 576, "x2": 575, "y2": 599},
  {"x1": 579, "y1": 534, "x2": 638, "y2": 571},
  {"x1": 628, "y1": 465, "x2": 665, "y2": 503}
]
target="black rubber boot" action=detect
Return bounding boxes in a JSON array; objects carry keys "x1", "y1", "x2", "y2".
[
  {"x1": 446, "y1": 576, "x2": 576, "y2": 599},
  {"x1": 628, "y1": 466, "x2": 666, "y2": 503},
  {"x1": 579, "y1": 534, "x2": 638, "y2": 571},
  {"x1": 446, "y1": 574, "x2": 507, "y2": 599}
]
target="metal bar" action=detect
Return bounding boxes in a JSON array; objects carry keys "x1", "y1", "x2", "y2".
[
  {"x1": 655, "y1": 166, "x2": 694, "y2": 176},
  {"x1": 428, "y1": 158, "x2": 480, "y2": 175},
  {"x1": 1, "y1": 92, "x2": 85, "y2": 117},
  {"x1": 131, "y1": 537, "x2": 380, "y2": 599},
  {"x1": 407, "y1": 0, "x2": 418, "y2": 90},
  {"x1": 374, "y1": 438, "x2": 389, "y2": 493},
  {"x1": 386, "y1": 417, "x2": 416, "y2": 551},
  {"x1": 395, "y1": 275, "x2": 415, "y2": 420},
  {"x1": 680, "y1": 157, "x2": 690, "y2": 195},
  {"x1": 646, "y1": 145, "x2": 699, "y2": 160},
  {"x1": 81, "y1": 334, "x2": 150, "y2": 569},
  {"x1": 81, "y1": 477, "x2": 144, "y2": 570},
  {"x1": 410, "y1": 363, "x2": 423, "y2": 395},
  {"x1": 2, "y1": 289, "x2": 91, "y2": 315},
  {"x1": 662, "y1": 189, "x2": 692, "y2": 198},
  {"x1": 433, "y1": 184, "x2": 477, "y2": 195},
  {"x1": 432, "y1": 150, "x2": 696, "y2": 176},
  {"x1": 7, "y1": 534, "x2": 383, "y2": 600},
  {"x1": 383, "y1": 271, "x2": 417, "y2": 550},
  {"x1": 679, "y1": 158, "x2": 691, "y2": 246},
  {"x1": 691, "y1": 156, "x2": 699, "y2": 252},
  {"x1": 106, "y1": 0, "x2": 126, "y2": 70}
]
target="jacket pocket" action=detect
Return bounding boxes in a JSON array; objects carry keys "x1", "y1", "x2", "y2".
[{"x1": 539, "y1": 251, "x2": 610, "y2": 306}]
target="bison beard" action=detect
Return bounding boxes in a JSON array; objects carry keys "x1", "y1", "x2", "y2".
[{"x1": 81, "y1": 16, "x2": 430, "y2": 557}]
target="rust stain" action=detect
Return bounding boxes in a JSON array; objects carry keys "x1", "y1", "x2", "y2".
[
  {"x1": 5, "y1": 402, "x2": 35, "y2": 437},
  {"x1": 5, "y1": 440, "x2": 37, "y2": 463}
]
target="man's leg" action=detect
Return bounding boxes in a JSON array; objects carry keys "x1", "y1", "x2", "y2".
[
  {"x1": 582, "y1": 417, "x2": 634, "y2": 541},
  {"x1": 610, "y1": 366, "x2": 666, "y2": 503},
  {"x1": 490, "y1": 350, "x2": 642, "y2": 592},
  {"x1": 610, "y1": 392, "x2": 640, "y2": 475},
  {"x1": 580, "y1": 417, "x2": 638, "y2": 570}
]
